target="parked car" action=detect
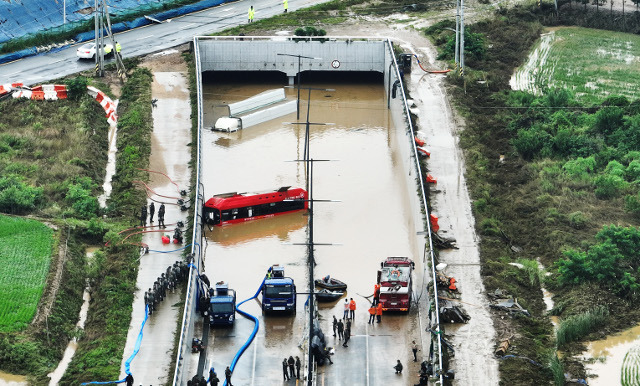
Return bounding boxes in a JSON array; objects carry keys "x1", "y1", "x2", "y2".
[{"x1": 76, "y1": 42, "x2": 113, "y2": 60}]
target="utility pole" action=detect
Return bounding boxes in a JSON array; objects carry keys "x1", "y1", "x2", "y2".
[
  {"x1": 455, "y1": 0, "x2": 460, "y2": 68},
  {"x1": 94, "y1": 0, "x2": 126, "y2": 80},
  {"x1": 459, "y1": 0, "x2": 465, "y2": 78}
]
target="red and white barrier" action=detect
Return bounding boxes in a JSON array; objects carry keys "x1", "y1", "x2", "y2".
[
  {"x1": 0, "y1": 82, "x2": 24, "y2": 96},
  {"x1": 9, "y1": 83, "x2": 117, "y2": 125}
]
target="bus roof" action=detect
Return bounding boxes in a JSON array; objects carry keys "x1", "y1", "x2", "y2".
[{"x1": 204, "y1": 187, "x2": 307, "y2": 211}]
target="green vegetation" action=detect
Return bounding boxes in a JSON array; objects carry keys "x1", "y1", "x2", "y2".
[
  {"x1": 556, "y1": 306, "x2": 609, "y2": 347},
  {"x1": 61, "y1": 66, "x2": 152, "y2": 384},
  {"x1": 511, "y1": 27, "x2": 640, "y2": 104},
  {"x1": 0, "y1": 89, "x2": 108, "y2": 218},
  {"x1": 0, "y1": 215, "x2": 53, "y2": 332},
  {"x1": 621, "y1": 346, "x2": 640, "y2": 386},
  {"x1": 424, "y1": 2, "x2": 640, "y2": 383}
]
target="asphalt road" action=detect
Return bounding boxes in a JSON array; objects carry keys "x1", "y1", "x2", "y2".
[{"x1": 0, "y1": 0, "x2": 329, "y2": 86}]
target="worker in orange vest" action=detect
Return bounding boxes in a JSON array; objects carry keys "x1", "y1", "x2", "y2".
[
  {"x1": 449, "y1": 277, "x2": 457, "y2": 291},
  {"x1": 376, "y1": 302, "x2": 383, "y2": 323},
  {"x1": 373, "y1": 283, "x2": 381, "y2": 305},
  {"x1": 349, "y1": 298, "x2": 356, "y2": 319},
  {"x1": 368, "y1": 304, "x2": 376, "y2": 324}
]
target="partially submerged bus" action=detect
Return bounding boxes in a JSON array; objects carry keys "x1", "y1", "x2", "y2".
[{"x1": 203, "y1": 186, "x2": 308, "y2": 226}]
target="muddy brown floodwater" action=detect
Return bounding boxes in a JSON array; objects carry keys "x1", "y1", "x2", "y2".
[{"x1": 188, "y1": 77, "x2": 427, "y2": 385}]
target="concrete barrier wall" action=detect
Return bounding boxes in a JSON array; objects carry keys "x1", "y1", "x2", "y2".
[{"x1": 197, "y1": 37, "x2": 386, "y2": 77}]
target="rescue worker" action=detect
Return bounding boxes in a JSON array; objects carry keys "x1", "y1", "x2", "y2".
[
  {"x1": 449, "y1": 277, "x2": 457, "y2": 291},
  {"x1": 208, "y1": 367, "x2": 219, "y2": 386},
  {"x1": 376, "y1": 302, "x2": 383, "y2": 323},
  {"x1": 282, "y1": 358, "x2": 289, "y2": 381},
  {"x1": 295, "y1": 356, "x2": 301, "y2": 379},
  {"x1": 342, "y1": 325, "x2": 350, "y2": 347},
  {"x1": 224, "y1": 366, "x2": 233, "y2": 386},
  {"x1": 283, "y1": 0, "x2": 288, "y2": 13},
  {"x1": 332, "y1": 315, "x2": 338, "y2": 336},
  {"x1": 394, "y1": 359, "x2": 403, "y2": 374},
  {"x1": 343, "y1": 299, "x2": 349, "y2": 319},
  {"x1": 287, "y1": 356, "x2": 295, "y2": 379},
  {"x1": 349, "y1": 298, "x2": 356, "y2": 319},
  {"x1": 115, "y1": 41, "x2": 122, "y2": 57},
  {"x1": 158, "y1": 203, "x2": 166, "y2": 228},
  {"x1": 248, "y1": 6, "x2": 255, "y2": 23},
  {"x1": 412, "y1": 340, "x2": 420, "y2": 362},
  {"x1": 337, "y1": 319, "x2": 344, "y2": 340},
  {"x1": 149, "y1": 202, "x2": 155, "y2": 222},
  {"x1": 139, "y1": 205, "x2": 147, "y2": 226},
  {"x1": 373, "y1": 283, "x2": 381, "y2": 305},
  {"x1": 125, "y1": 373, "x2": 134, "y2": 386},
  {"x1": 368, "y1": 304, "x2": 376, "y2": 324},
  {"x1": 174, "y1": 227, "x2": 183, "y2": 244},
  {"x1": 104, "y1": 43, "x2": 112, "y2": 57}
]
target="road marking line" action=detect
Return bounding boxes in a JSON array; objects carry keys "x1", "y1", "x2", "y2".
[
  {"x1": 251, "y1": 336, "x2": 257, "y2": 386},
  {"x1": 137, "y1": 34, "x2": 154, "y2": 41},
  {"x1": 180, "y1": 23, "x2": 197, "y2": 30},
  {"x1": 365, "y1": 323, "x2": 370, "y2": 386}
]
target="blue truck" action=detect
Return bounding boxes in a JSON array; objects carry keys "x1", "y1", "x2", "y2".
[
  {"x1": 261, "y1": 265, "x2": 296, "y2": 314},
  {"x1": 208, "y1": 282, "x2": 236, "y2": 326}
]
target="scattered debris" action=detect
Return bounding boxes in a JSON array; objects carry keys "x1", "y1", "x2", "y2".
[
  {"x1": 489, "y1": 297, "x2": 530, "y2": 317},
  {"x1": 494, "y1": 339, "x2": 510, "y2": 356},
  {"x1": 439, "y1": 298, "x2": 470, "y2": 323},
  {"x1": 432, "y1": 232, "x2": 457, "y2": 249}
]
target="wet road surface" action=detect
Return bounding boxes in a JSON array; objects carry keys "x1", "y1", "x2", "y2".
[
  {"x1": 186, "y1": 78, "x2": 428, "y2": 385},
  {"x1": 119, "y1": 66, "x2": 192, "y2": 385}
]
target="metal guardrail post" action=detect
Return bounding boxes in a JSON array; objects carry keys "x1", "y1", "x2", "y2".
[
  {"x1": 385, "y1": 39, "x2": 445, "y2": 385},
  {"x1": 172, "y1": 37, "x2": 205, "y2": 386}
]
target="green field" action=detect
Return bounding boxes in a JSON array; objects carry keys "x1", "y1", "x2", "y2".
[
  {"x1": 0, "y1": 215, "x2": 53, "y2": 332},
  {"x1": 511, "y1": 26, "x2": 640, "y2": 104}
]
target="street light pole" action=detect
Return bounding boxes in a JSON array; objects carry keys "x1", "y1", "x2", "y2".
[
  {"x1": 460, "y1": 0, "x2": 465, "y2": 77},
  {"x1": 277, "y1": 53, "x2": 321, "y2": 120},
  {"x1": 455, "y1": 0, "x2": 460, "y2": 67}
]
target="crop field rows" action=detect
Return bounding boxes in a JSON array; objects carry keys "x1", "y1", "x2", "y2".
[
  {"x1": 622, "y1": 346, "x2": 640, "y2": 386},
  {"x1": 0, "y1": 215, "x2": 53, "y2": 332},
  {"x1": 510, "y1": 26, "x2": 640, "y2": 105}
]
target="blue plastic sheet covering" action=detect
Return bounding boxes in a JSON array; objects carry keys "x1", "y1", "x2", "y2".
[
  {"x1": 0, "y1": 0, "x2": 235, "y2": 45},
  {"x1": 0, "y1": 47, "x2": 38, "y2": 65}
]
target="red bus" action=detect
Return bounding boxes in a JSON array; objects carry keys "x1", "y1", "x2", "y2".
[{"x1": 203, "y1": 186, "x2": 308, "y2": 226}]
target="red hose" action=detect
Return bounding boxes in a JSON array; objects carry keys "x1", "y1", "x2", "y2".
[
  {"x1": 133, "y1": 180, "x2": 183, "y2": 200},
  {"x1": 136, "y1": 168, "x2": 182, "y2": 194},
  {"x1": 412, "y1": 54, "x2": 451, "y2": 74},
  {"x1": 121, "y1": 229, "x2": 173, "y2": 243}
]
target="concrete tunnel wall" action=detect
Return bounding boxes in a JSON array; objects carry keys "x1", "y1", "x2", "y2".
[
  {"x1": 173, "y1": 36, "x2": 432, "y2": 386},
  {"x1": 196, "y1": 36, "x2": 387, "y2": 78}
]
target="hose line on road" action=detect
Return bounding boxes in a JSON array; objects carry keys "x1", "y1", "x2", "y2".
[
  {"x1": 223, "y1": 277, "x2": 266, "y2": 386},
  {"x1": 136, "y1": 168, "x2": 184, "y2": 195},
  {"x1": 81, "y1": 305, "x2": 150, "y2": 385}
]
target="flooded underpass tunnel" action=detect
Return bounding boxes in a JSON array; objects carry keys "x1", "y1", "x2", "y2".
[{"x1": 189, "y1": 68, "x2": 431, "y2": 385}]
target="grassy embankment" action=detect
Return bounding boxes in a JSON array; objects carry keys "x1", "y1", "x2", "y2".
[
  {"x1": 0, "y1": 78, "x2": 110, "y2": 383},
  {"x1": 61, "y1": 63, "x2": 154, "y2": 385},
  {"x1": 511, "y1": 26, "x2": 640, "y2": 104},
  {"x1": 426, "y1": 2, "x2": 640, "y2": 384},
  {"x1": 0, "y1": 60, "x2": 153, "y2": 384}
]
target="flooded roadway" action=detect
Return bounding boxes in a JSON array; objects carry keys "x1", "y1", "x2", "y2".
[{"x1": 188, "y1": 74, "x2": 428, "y2": 385}]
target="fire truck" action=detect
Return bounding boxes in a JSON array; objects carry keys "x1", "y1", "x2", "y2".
[{"x1": 377, "y1": 257, "x2": 414, "y2": 312}]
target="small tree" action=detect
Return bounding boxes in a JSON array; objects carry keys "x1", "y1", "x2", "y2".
[{"x1": 64, "y1": 76, "x2": 88, "y2": 101}]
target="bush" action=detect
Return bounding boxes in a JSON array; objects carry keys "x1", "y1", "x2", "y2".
[
  {"x1": 594, "y1": 174, "x2": 628, "y2": 199},
  {"x1": 64, "y1": 77, "x2": 89, "y2": 101},
  {"x1": 593, "y1": 106, "x2": 625, "y2": 135},
  {"x1": 567, "y1": 211, "x2": 588, "y2": 230},
  {"x1": 562, "y1": 156, "x2": 595, "y2": 180},
  {"x1": 0, "y1": 174, "x2": 43, "y2": 214},
  {"x1": 65, "y1": 177, "x2": 99, "y2": 219},
  {"x1": 512, "y1": 127, "x2": 551, "y2": 160}
]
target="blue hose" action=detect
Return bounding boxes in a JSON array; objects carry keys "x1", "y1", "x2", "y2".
[
  {"x1": 147, "y1": 243, "x2": 192, "y2": 253},
  {"x1": 223, "y1": 277, "x2": 265, "y2": 386},
  {"x1": 81, "y1": 305, "x2": 150, "y2": 385}
]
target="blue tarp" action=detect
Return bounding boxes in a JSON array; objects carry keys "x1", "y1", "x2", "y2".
[
  {"x1": 0, "y1": 0, "x2": 237, "y2": 65},
  {"x1": 0, "y1": 0, "x2": 235, "y2": 45}
]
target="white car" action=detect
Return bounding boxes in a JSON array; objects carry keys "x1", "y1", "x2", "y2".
[{"x1": 76, "y1": 42, "x2": 113, "y2": 59}]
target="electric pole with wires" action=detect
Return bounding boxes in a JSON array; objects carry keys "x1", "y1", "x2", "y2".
[{"x1": 94, "y1": 0, "x2": 126, "y2": 81}]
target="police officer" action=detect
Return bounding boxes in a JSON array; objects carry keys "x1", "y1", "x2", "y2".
[
  {"x1": 139, "y1": 205, "x2": 147, "y2": 226},
  {"x1": 158, "y1": 204, "x2": 166, "y2": 228},
  {"x1": 149, "y1": 202, "x2": 155, "y2": 222}
]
